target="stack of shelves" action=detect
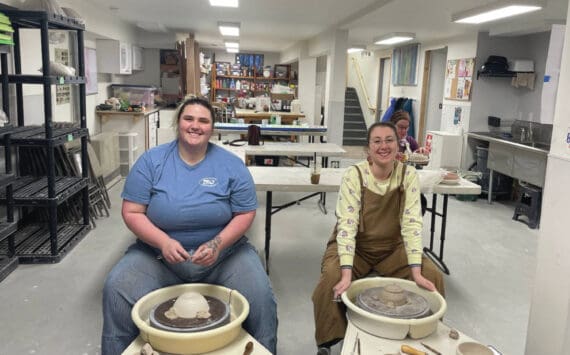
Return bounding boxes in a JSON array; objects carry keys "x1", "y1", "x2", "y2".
[
  {"x1": 0, "y1": 124, "x2": 17, "y2": 281},
  {"x1": 0, "y1": 9, "x2": 90, "y2": 265},
  {"x1": 210, "y1": 64, "x2": 295, "y2": 101}
]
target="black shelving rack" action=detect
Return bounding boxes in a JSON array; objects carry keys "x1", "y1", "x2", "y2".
[
  {"x1": 0, "y1": 10, "x2": 90, "y2": 264},
  {"x1": 0, "y1": 125, "x2": 17, "y2": 281}
]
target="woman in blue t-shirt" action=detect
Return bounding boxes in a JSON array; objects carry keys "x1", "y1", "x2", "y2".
[{"x1": 101, "y1": 97, "x2": 277, "y2": 354}]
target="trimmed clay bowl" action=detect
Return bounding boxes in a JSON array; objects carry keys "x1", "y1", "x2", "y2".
[
  {"x1": 457, "y1": 342, "x2": 494, "y2": 355},
  {"x1": 131, "y1": 283, "x2": 249, "y2": 354},
  {"x1": 341, "y1": 277, "x2": 446, "y2": 340}
]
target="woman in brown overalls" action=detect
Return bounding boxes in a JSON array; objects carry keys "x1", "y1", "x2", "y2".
[{"x1": 312, "y1": 122, "x2": 444, "y2": 355}]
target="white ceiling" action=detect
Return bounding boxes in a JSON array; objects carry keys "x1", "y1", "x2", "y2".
[{"x1": 94, "y1": 0, "x2": 569, "y2": 52}]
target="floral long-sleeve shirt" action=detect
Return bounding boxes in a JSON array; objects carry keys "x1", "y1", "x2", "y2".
[{"x1": 336, "y1": 161, "x2": 423, "y2": 267}]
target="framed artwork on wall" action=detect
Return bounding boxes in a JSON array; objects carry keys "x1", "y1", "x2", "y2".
[
  {"x1": 84, "y1": 47, "x2": 98, "y2": 95},
  {"x1": 392, "y1": 43, "x2": 419, "y2": 86}
]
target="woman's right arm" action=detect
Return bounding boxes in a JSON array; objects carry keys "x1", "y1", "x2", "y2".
[{"x1": 122, "y1": 200, "x2": 190, "y2": 263}]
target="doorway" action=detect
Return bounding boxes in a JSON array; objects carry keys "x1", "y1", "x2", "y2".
[
  {"x1": 419, "y1": 47, "x2": 447, "y2": 144},
  {"x1": 376, "y1": 57, "x2": 391, "y2": 122}
]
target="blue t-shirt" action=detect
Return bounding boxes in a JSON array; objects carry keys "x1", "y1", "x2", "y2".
[{"x1": 122, "y1": 141, "x2": 257, "y2": 250}]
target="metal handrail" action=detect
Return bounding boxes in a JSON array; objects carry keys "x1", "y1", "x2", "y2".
[{"x1": 351, "y1": 57, "x2": 377, "y2": 113}]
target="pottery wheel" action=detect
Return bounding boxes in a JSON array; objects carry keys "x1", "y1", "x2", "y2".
[
  {"x1": 149, "y1": 296, "x2": 230, "y2": 332},
  {"x1": 356, "y1": 284, "x2": 431, "y2": 319}
]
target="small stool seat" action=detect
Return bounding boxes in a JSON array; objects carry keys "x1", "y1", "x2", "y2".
[{"x1": 513, "y1": 183, "x2": 542, "y2": 229}]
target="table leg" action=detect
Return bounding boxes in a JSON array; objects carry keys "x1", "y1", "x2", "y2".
[
  {"x1": 265, "y1": 191, "x2": 272, "y2": 275},
  {"x1": 423, "y1": 194, "x2": 451, "y2": 275},
  {"x1": 488, "y1": 169, "x2": 493, "y2": 204}
]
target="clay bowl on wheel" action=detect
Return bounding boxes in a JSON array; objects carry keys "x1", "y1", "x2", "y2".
[
  {"x1": 131, "y1": 283, "x2": 249, "y2": 354},
  {"x1": 341, "y1": 277, "x2": 446, "y2": 340}
]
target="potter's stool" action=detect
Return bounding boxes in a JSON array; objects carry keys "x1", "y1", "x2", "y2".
[{"x1": 512, "y1": 183, "x2": 542, "y2": 229}]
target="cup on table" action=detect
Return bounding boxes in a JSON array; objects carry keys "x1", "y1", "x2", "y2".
[
  {"x1": 310, "y1": 161, "x2": 321, "y2": 184},
  {"x1": 262, "y1": 119, "x2": 268, "y2": 125}
]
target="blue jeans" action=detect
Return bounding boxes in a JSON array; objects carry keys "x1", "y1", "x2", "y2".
[{"x1": 101, "y1": 237, "x2": 277, "y2": 354}]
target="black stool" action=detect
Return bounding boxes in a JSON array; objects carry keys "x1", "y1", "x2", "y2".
[{"x1": 513, "y1": 184, "x2": 542, "y2": 229}]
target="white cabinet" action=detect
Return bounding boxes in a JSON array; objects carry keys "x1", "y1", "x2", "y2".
[
  {"x1": 132, "y1": 45, "x2": 143, "y2": 71},
  {"x1": 425, "y1": 131, "x2": 463, "y2": 170},
  {"x1": 96, "y1": 39, "x2": 132, "y2": 74}
]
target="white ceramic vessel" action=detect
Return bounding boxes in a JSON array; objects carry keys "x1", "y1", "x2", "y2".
[{"x1": 341, "y1": 277, "x2": 446, "y2": 340}]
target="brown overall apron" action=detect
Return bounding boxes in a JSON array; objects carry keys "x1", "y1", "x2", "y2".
[{"x1": 312, "y1": 164, "x2": 445, "y2": 346}]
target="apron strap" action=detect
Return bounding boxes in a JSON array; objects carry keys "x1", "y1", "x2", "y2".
[
  {"x1": 398, "y1": 162, "x2": 407, "y2": 219},
  {"x1": 354, "y1": 165, "x2": 366, "y2": 233}
]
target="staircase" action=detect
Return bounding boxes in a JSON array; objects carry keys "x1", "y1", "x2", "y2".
[{"x1": 343, "y1": 87, "x2": 368, "y2": 146}]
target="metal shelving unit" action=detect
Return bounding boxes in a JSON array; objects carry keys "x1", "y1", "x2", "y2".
[{"x1": 0, "y1": 9, "x2": 90, "y2": 264}]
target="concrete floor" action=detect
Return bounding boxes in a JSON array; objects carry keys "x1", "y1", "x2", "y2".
[{"x1": 0, "y1": 160, "x2": 538, "y2": 355}]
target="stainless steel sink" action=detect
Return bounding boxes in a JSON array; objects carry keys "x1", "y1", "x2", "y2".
[
  {"x1": 524, "y1": 142, "x2": 550, "y2": 151},
  {"x1": 471, "y1": 132, "x2": 550, "y2": 151}
]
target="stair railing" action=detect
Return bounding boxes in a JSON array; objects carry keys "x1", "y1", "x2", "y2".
[{"x1": 351, "y1": 57, "x2": 377, "y2": 114}]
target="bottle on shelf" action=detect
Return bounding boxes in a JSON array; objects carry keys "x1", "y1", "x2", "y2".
[{"x1": 235, "y1": 80, "x2": 241, "y2": 90}]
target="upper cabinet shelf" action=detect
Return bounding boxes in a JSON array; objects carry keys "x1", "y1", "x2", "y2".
[{"x1": 3, "y1": 10, "x2": 85, "y2": 30}]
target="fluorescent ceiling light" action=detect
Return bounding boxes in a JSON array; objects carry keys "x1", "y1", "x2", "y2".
[
  {"x1": 347, "y1": 46, "x2": 365, "y2": 53},
  {"x1": 453, "y1": 2, "x2": 542, "y2": 24},
  {"x1": 209, "y1": 0, "x2": 238, "y2": 8},
  {"x1": 224, "y1": 41, "x2": 239, "y2": 48},
  {"x1": 226, "y1": 48, "x2": 239, "y2": 53},
  {"x1": 374, "y1": 33, "x2": 415, "y2": 45},
  {"x1": 218, "y1": 22, "x2": 240, "y2": 37}
]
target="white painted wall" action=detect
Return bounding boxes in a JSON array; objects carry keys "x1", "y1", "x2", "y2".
[{"x1": 525, "y1": 5, "x2": 570, "y2": 352}]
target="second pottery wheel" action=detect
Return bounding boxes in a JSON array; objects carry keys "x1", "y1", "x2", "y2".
[{"x1": 356, "y1": 284, "x2": 431, "y2": 319}]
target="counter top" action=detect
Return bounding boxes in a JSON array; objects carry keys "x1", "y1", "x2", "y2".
[
  {"x1": 467, "y1": 132, "x2": 549, "y2": 154},
  {"x1": 96, "y1": 108, "x2": 160, "y2": 116}
]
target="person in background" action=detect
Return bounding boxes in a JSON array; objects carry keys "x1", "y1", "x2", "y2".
[
  {"x1": 101, "y1": 97, "x2": 277, "y2": 354},
  {"x1": 390, "y1": 109, "x2": 428, "y2": 215},
  {"x1": 312, "y1": 122, "x2": 444, "y2": 355},
  {"x1": 389, "y1": 110, "x2": 428, "y2": 158}
]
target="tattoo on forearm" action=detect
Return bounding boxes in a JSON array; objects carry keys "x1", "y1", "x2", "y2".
[{"x1": 206, "y1": 235, "x2": 222, "y2": 252}]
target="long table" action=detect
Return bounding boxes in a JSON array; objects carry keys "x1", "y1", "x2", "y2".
[
  {"x1": 234, "y1": 108, "x2": 305, "y2": 125},
  {"x1": 214, "y1": 122, "x2": 327, "y2": 142},
  {"x1": 248, "y1": 167, "x2": 481, "y2": 274},
  {"x1": 244, "y1": 142, "x2": 346, "y2": 167}
]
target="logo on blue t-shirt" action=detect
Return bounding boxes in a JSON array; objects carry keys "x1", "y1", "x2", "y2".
[{"x1": 200, "y1": 177, "x2": 218, "y2": 187}]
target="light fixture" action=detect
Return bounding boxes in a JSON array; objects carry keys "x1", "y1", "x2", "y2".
[
  {"x1": 226, "y1": 48, "x2": 239, "y2": 53},
  {"x1": 452, "y1": 1, "x2": 542, "y2": 24},
  {"x1": 218, "y1": 22, "x2": 240, "y2": 37},
  {"x1": 347, "y1": 46, "x2": 366, "y2": 54},
  {"x1": 209, "y1": 0, "x2": 238, "y2": 8},
  {"x1": 224, "y1": 41, "x2": 239, "y2": 49},
  {"x1": 374, "y1": 33, "x2": 415, "y2": 45}
]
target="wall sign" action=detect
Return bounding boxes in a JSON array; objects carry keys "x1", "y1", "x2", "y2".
[
  {"x1": 444, "y1": 58, "x2": 475, "y2": 101},
  {"x1": 55, "y1": 48, "x2": 70, "y2": 105}
]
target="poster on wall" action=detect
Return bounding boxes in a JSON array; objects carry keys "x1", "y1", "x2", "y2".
[
  {"x1": 85, "y1": 47, "x2": 98, "y2": 95},
  {"x1": 444, "y1": 58, "x2": 475, "y2": 101},
  {"x1": 55, "y1": 48, "x2": 70, "y2": 105}
]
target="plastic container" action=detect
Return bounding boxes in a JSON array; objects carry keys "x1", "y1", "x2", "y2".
[{"x1": 110, "y1": 84, "x2": 156, "y2": 108}]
